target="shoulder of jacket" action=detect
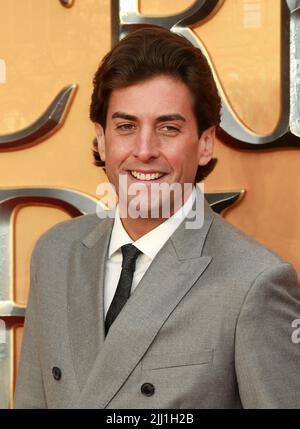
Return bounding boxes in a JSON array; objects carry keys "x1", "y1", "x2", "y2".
[
  {"x1": 206, "y1": 212, "x2": 288, "y2": 271},
  {"x1": 32, "y1": 213, "x2": 103, "y2": 257}
]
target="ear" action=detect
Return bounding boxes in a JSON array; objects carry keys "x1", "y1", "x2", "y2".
[
  {"x1": 94, "y1": 123, "x2": 106, "y2": 161},
  {"x1": 198, "y1": 126, "x2": 215, "y2": 166}
]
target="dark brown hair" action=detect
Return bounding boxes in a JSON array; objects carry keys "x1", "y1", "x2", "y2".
[{"x1": 90, "y1": 26, "x2": 221, "y2": 182}]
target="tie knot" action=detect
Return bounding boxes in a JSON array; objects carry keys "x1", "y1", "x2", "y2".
[{"x1": 121, "y1": 244, "x2": 141, "y2": 271}]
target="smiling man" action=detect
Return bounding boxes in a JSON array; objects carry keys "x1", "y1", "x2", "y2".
[
  {"x1": 94, "y1": 75, "x2": 214, "y2": 238},
  {"x1": 15, "y1": 27, "x2": 300, "y2": 409}
]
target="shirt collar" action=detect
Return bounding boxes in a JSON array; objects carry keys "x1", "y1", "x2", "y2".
[{"x1": 108, "y1": 187, "x2": 196, "y2": 260}]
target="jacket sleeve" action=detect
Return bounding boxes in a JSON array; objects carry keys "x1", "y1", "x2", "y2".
[
  {"x1": 235, "y1": 262, "x2": 300, "y2": 408},
  {"x1": 14, "y1": 244, "x2": 47, "y2": 409}
]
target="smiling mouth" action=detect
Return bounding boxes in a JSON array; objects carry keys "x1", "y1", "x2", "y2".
[{"x1": 129, "y1": 170, "x2": 166, "y2": 181}]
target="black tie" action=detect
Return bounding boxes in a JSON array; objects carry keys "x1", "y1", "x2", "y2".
[{"x1": 105, "y1": 244, "x2": 142, "y2": 335}]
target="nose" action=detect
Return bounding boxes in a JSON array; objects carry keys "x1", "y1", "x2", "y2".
[{"x1": 132, "y1": 127, "x2": 160, "y2": 162}]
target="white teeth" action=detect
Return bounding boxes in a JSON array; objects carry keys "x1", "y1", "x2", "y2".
[{"x1": 130, "y1": 171, "x2": 164, "y2": 181}]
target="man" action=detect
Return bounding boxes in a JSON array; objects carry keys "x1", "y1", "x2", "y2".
[{"x1": 15, "y1": 27, "x2": 300, "y2": 408}]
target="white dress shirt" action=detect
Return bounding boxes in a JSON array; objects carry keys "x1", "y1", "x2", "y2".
[{"x1": 104, "y1": 188, "x2": 196, "y2": 317}]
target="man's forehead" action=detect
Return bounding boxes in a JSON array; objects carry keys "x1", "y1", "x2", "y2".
[{"x1": 107, "y1": 76, "x2": 195, "y2": 119}]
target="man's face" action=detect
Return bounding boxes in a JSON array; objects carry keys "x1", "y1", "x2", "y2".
[{"x1": 95, "y1": 75, "x2": 215, "y2": 216}]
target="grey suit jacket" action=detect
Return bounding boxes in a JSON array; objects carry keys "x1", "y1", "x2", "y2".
[{"x1": 14, "y1": 199, "x2": 300, "y2": 409}]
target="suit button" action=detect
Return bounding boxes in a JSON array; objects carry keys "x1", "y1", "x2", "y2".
[
  {"x1": 141, "y1": 382, "x2": 155, "y2": 397},
  {"x1": 52, "y1": 366, "x2": 62, "y2": 381}
]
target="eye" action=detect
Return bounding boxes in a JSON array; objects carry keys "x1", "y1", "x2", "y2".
[
  {"x1": 159, "y1": 125, "x2": 181, "y2": 135},
  {"x1": 115, "y1": 123, "x2": 136, "y2": 133}
]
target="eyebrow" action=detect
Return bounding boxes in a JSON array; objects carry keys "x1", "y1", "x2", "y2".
[
  {"x1": 156, "y1": 114, "x2": 186, "y2": 123},
  {"x1": 111, "y1": 112, "x2": 186, "y2": 123},
  {"x1": 112, "y1": 112, "x2": 138, "y2": 121}
]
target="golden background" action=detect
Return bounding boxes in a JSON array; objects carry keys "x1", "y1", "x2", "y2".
[{"x1": 0, "y1": 0, "x2": 298, "y2": 406}]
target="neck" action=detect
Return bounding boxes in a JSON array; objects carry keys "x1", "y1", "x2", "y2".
[
  {"x1": 120, "y1": 216, "x2": 168, "y2": 241},
  {"x1": 118, "y1": 186, "x2": 195, "y2": 241}
]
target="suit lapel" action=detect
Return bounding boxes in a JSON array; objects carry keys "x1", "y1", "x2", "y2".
[
  {"x1": 67, "y1": 216, "x2": 113, "y2": 391},
  {"x1": 75, "y1": 195, "x2": 215, "y2": 409}
]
